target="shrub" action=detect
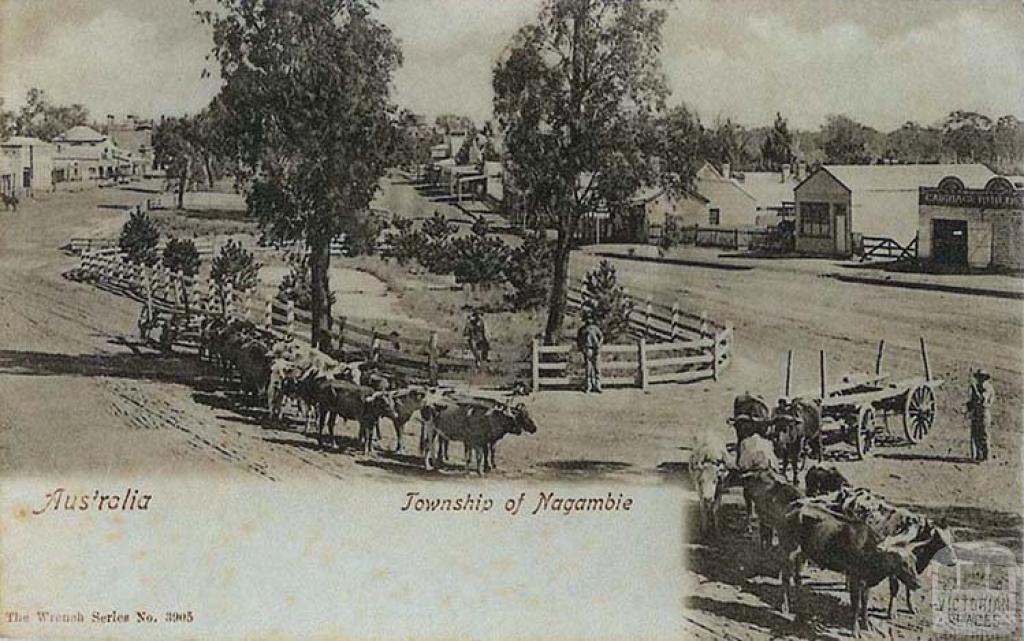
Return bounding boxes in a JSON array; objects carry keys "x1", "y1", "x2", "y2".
[
  {"x1": 505, "y1": 231, "x2": 552, "y2": 310},
  {"x1": 420, "y1": 211, "x2": 456, "y2": 273},
  {"x1": 451, "y1": 231, "x2": 511, "y2": 289},
  {"x1": 580, "y1": 259, "x2": 634, "y2": 341},
  {"x1": 659, "y1": 216, "x2": 683, "y2": 253},
  {"x1": 162, "y1": 238, "x2": 201, "y2": 276},
  {"x1": 118, "y1": 209, "x2": 160, "y2": 265},
  {"x1": 338, "y1": 210, "x2": 386, "y2": 257},
  {"x1": 211, "y1": 239, "x2": 261, "y2": 312}
]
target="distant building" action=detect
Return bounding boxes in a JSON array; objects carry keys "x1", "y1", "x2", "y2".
[
  {"x1": 691, "y1": 163, "x2": 757, "y2": 227},
  {"x1": 729, "y1": 162, "x2": 804, "y2": 225},
  {"x1": 793, "y1": 163, "x2": 996, "y2": 256},
  {"x1": 53, "y1": 125, "x2": 138, "y2": 183},
  {"x1": 917, "y1": 175, "x2": 1023, "y2": 270},
  {"x1": 0, "y1": 136, "x2": 55, "y2": 194}
]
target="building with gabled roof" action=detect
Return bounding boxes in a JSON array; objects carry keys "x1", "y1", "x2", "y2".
[
  {"x1": 0, "y1": 136, "x2": 55, "y2": 194},
  {"x1": 793, "y1": 163, "x2": 997, "y2": 256}
]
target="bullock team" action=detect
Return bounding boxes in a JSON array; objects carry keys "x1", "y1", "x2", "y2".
[
  {"x1": 198, "y1": 316, "x2": 537, "y2": 473},
  {"x1": 689, "y1": 392, "x2": 956, "y2": 637}
]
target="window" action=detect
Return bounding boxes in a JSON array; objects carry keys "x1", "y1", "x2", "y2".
[
  {"x1": 709, "y1": 208, "x2": 721, "y2": 226},
  {"x1": 800, "y1": 202, "x2": 830, "y2": 238}
]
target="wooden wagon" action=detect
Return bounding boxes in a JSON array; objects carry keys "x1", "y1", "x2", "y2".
[{"x1": 787, "y1": 338, "x2": 942, "y2": 460}]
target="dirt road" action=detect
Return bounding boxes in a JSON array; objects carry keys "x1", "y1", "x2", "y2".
[{"x1": 1, "y1": 183, "x2": 1020, "y2": 640}]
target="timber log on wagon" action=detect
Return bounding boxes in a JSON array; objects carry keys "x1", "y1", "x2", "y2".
[{"x1": 787, "y1": 338, "x2": 942, "y2": 461}]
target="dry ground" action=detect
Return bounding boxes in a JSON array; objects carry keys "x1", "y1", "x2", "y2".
[{"x1": 1, "y1": 180, "x2": 1021, "y2": 640}]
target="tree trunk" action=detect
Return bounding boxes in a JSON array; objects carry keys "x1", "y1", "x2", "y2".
[
  {"x1": 543, "y1": 226, "x2": 573, "y2": 345},
  {"x1": 309, "y1": 238, "x2": 333, "y2": 350},
  {"x1": 176, "y1": 158, "x2": 190, "y2": 210},
  {"x1": 205, "y1": 154, "x2": 215, "y2": 190}
]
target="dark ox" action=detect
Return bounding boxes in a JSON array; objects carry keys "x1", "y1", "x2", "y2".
[
  {"x1": 420, "y1": 401, "x2": 537, "y2": 474},
  {"x1": 780, "y1": 501, "x2": 921, "y2": 638},
  {"x1": 314, "y1": 380, "x2": 399, "y2": 454},
  {"x1": 829, "y1": 486, "x2": 956, "y2": 619},
  {"x1": 771, "y1": 397, "x2": 822, "y2": 484}
]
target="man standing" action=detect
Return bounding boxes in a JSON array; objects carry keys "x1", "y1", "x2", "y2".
[
  {"x1": 967, "y1": 369, "x2": 995, "y2": 461},
  {"x1": 576, "y1": 320, "x2": 604, "y2": 393},
  {"x1": 465, "y1": 310, "x2": 490, "y2": 366}
]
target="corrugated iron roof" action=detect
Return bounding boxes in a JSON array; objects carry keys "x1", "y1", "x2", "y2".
[{"x1": 820, "y1": 164, "x2": 996, "y2": 192}]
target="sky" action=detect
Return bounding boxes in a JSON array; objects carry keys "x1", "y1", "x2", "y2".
[{"x1": 1, "y1": 0, "x2": 1022, "y2": 132}]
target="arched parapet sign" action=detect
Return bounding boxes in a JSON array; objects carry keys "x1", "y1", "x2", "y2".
[{"x1": 920, "y1": 176, "x2": 1024, "y2": 209}]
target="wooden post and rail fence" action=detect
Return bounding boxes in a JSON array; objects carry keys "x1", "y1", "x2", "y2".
[{"x1": 76, "y1": 250, "x2": 734, "y2": 392}]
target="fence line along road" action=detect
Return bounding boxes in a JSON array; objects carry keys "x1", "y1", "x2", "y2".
[
  {"x1": 531, "y1": 287, "x2": 733, "y2": 392},
  {"x1": 74, "y1": 250, "x2": 734, "y2": 392},
  {"x1": 67, "y1": 234, "x2": 352, "y2": 259}
]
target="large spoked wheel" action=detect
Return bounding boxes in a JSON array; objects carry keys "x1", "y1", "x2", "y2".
[
  {"x1": 903, "y1": 384, "x2": 936, "y2": 444},
  {"x1": 855, "y1": 407, "x2": 874, "y2": 460}
]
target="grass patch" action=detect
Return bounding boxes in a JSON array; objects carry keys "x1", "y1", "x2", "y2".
[{"x1": 149, "y1": 209, "x2": 258, "y2": 238}]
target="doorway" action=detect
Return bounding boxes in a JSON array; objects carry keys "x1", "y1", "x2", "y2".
[
  {"x1": 834, "y1": 213, "x2": 849, "y2": 254},
  {"x1": 932, "y1": 219, "x2": 968, "y2": 266}
]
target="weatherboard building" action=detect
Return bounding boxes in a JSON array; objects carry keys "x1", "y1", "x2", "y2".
[{"x1": 793, "y1": 163, "x2": 996, "y2": 256}]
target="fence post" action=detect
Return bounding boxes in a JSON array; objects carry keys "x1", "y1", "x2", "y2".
[
  {"x1": 644, "y1": 299, "x2": 652, "y2": 339},
  {"x1": 264, "y1": 298, "x2": 274, "y2": 329},
  {"x1": 712, "y1": 330, "x2": 722, "y2": 381},
  {"x1": 428, "y1": 332, "x2": 439, "y2": 386},
  {"x1": 699, "y1": 310, "x2": 709, "y2": 339},
  {"x1": 670, "y1": 302, "x2": 679, "y2": 341},
  {"x1": 286, "y1": 300, "x2": 296, "y2": 338},
  {"x1": 638, "y1": 337, "x2": 648, "y2": 390},
  {"x1": 734, "y1": 228, "x2": 740, "y2": 249},
  {"x1": 531, "y1": 338, "x2": 540, "y2": 393}
]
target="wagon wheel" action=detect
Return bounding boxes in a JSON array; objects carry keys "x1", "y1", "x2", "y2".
[
  {"x1": 903, "y1": 384, "x2": 936, "y2": 444},
  {"x1": 855, "y1": 407, "x2": 874, "y2": 460}
]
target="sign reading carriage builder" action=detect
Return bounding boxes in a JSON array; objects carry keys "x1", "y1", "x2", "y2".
[{"x1": 918, "y1": 176, "x2": 1024, "y2": 269}]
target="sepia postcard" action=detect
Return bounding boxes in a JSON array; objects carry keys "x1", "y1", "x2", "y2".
[{"x1": 1, "y1": 1, "x2": 1022, "y2": 639}]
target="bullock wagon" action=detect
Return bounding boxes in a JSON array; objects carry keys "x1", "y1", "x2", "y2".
[{"x1": 789, "y1": 338, "x2": 942, "y2": 460}]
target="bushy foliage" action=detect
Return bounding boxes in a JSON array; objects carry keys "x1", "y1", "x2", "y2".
[
  {"x1": 580, "y1": 260, "x2": 634, "y2": 341},
  {"x1": 451, "y1": 230, "x2": 512, "y2": 289},
  {"x1": 658, "y1": 217, "x2": 683, "y2": 253},
  {"x1": 419, "y1": 211, "x2": 456, "y2": 273},
  {"x1": 211, "y1": 239, "x2": 261, "y2": 311},
  {"x1": 118, "y1": 210, "x2": 161, "y2": 266},
  {"x1": 162, "y1": 238, "x2": 201, "y2": 276},
  {"x1": 338, "y1": 210, "x2": 386, "y2": 257},
  {"x1": 387, "y1": 228, "x2": 424, "y2": 266},
  {"x1": 276, "y1": 253, "x2": 336, "y2": 310},
  {"x1": 504, "y1": 231, "x2": 553, "y2": 310}
]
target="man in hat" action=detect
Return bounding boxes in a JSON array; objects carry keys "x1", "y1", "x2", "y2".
[
  {"x1": 576, "y1": 319, "x2": 604, "y2": 393},
  {"x1": 967, "y1": 369, "x2": 995, "y2": 461},
  {"x1": 465, "y1": 310, "x2": 490, "y2": 366}
]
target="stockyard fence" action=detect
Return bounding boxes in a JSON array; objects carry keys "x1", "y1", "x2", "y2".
[
  {"x1": 73, "y1": 250, "x2": 733, "y2": 391},
  {"x1": 67, "y1": 235, "x2": 351, "y2": 259},
  {"x1": 527, "y1": 286, "x2": 733, "y2": 392}
]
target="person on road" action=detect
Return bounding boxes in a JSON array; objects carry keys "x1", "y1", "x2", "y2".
[
  {"x1": 465, "y1": 310, "x2": 490, "y2": 366},
  {"x1": 967, "y1": 369, "x2": 995, "y2": 461},
  {"x1": 576, "y1": 320, "x2": 604, "y2": 393}
]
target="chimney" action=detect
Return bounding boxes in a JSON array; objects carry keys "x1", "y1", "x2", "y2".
[
  {"x1": 781, "y1": 163, "x2": 791, "y2": 183},
  {"x1": 721, "y1": 162, "x2": 731, "y2": 179},
  {"x1": 796, "y1": 160, "x2": 807, "y2": 181}
]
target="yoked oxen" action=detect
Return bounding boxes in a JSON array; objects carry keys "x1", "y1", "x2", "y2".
[
  {"x1": 826, "y1": 486, "x2": 957, "y2": 618},
  {"x1": 771, "y1": 397, "x2": 823, "y2": 485},
  {"x1": 419, "y1": 399, "x2": 538, "y2": 474},
  {"x1": 314, "y1": 379, "x2": 399, "y2": 454}
]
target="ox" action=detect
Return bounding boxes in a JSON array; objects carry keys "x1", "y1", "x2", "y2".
[
  {"x1": 737, "y1": 434, "x2": 779, "y2": 532},
  {"x1": 420, "y1": 400, "x2": 537, "y2": 474},
  {"x1": 829, "y1": 486, "x2": 956, "y2": 618},
  {"x1": 314, "y1": 379, "x2": 399, "y2": 454},
  {"x1": 688, "y1": 432, "x2": 731, "y2": 538},
  {"x1": 779, "y1": 500, "x2": 920, "y2": 637}
]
